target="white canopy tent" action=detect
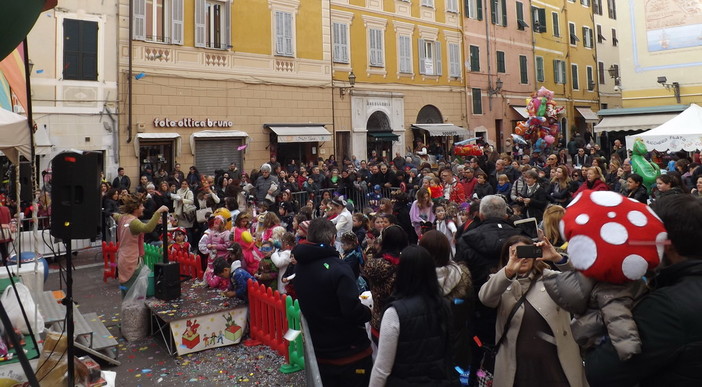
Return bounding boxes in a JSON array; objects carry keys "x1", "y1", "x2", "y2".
[
  {"x1": 0, "y1": 107, "x2": 32, "y2": 164},
  {"x1": 625, "y1": 104, "x2": 702, "y2": 151},
  {"x1": 0, "y1": 107, "x2": 43, "y2": 341}
]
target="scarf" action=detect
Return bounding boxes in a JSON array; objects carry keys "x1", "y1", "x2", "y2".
[{"x1": 381, "y1": 253, "x2": 400, "y2": 265}]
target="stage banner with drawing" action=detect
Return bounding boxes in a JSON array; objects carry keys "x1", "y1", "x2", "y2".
[{"x1": 170, "y1": 306, "x2": 248, "y2": 355}]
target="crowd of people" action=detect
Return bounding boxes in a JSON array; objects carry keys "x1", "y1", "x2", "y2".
[{"x1": 101, "y1": 138, "x2": 702, "y2": 387}]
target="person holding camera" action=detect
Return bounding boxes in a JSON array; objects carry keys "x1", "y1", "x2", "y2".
[{"x1": 477, "y1": 235, "x2": 587, "y2": 387}]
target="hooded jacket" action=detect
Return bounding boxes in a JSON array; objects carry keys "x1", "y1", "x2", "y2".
[
  {"x1": 585, "y1": 260, "x2": 702, "y2": 387},
  {"x1": 292, "y1": 242, "x2": 371, "y2": 360}
]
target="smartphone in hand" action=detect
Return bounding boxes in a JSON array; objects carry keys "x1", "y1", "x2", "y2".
[{"x1": 516, "y1": 245, "x2": 542, "y2": 259}]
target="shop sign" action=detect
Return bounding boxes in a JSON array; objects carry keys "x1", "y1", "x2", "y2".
[
  {"x1": 278, "y1": 135, "x2": 332, "y2": 143},
  {"x1": 153, "y1": 118, "x2": 233, "y2": 128}
]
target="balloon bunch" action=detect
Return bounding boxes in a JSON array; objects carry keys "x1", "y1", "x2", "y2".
[{"x1": 513, "y1": 87, "x2": 564, "y2": 152}]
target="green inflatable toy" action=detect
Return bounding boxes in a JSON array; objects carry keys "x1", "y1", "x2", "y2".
[{"x1": 631, "y1": 139, "x2": 660, "y2": 192}]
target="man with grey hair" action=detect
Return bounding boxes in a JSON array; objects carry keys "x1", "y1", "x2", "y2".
[
  {"x1": 456, "y1": 195, "x2": 522, "y2": 383},
  {"x1": 253, "y1": 163, "x2": 279, "y2": 203},
  {"x1": 293, "y1": 218, "x2": 372, "y2": 386}
]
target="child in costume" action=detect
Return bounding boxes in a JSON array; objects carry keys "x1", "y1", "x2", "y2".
[
  {"x1": 231, "y1": 212, "x2": 261, "y2": 276},
  {"x1": 543, "y1": 190, "x2": 666, "y2": 361},
  {"x1": 433, "y1": 202, "x2": 457, "y2": 256},
  {"x1": 428, "y1": 177, "x2": 444, "y2": 202},
  {"x1": 271, "y1": 232, "x2": 295, "y2": 294},
  {"x1": 214, "y1": 257, "x2": 255, "y2": 300},
  {"x1": 200, "y1": 215, "x2": 231, "y2": 289},
  {"x1": 169, "y1": 227, "x2": 190, "y2": 255},
  {"x1": 254, "y1": 241, "x2": 279, "y2": 291}
]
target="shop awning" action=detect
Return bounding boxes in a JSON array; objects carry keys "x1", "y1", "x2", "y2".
[
  {"x1": 134, "y1": 132, "x2": 182, "y2": 156},
  {"x1": 576, "y1": 107, "x2": 599, "y2": 121},
  {"x1": 34, "y1": 125, "x2": 52, "y2": 155},
  {"x1": 411, "y1": 123, "x2": 469, "y2": 137},
  {"x1": 511, "y1": 106, "x2": 529, "y2": 119},
  {"x1": 368, "y1": 132, "x2": 399, "y2": 142},
  {"x1": 190, "y1": 130, "x2": 248, "y2": 155},
  {"x1": 594, "y1": 113, "x2": 679, "y2": 133},
  {"x1": 266, "y1": 125, "x2": 331, "y2": 143}
]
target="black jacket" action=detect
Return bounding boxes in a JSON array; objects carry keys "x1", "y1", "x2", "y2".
[
  {"x1": 387, "y1": 296, "x2": 459, "y2": 387},
  {"x1": 473, "y1": 182, "x2": 494, "y2": 199},
  {"x1": 585, "y1": 260, "x2": 702, "y2": 387},
  {"x1": 521, "y1": 185, "x2": 548, "y2": 222},
  {"x1": 626, "y1": 185, "x2": 649, "y2": 204},
  {"x1": 292, "y1": 242, "x2": 371, "y2": 360},
  {"x1": 456, "y1": 217, "x2": 521, "y2": 294}
]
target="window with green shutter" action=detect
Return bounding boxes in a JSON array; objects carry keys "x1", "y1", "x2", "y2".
[
  {"x1": 470, "y1": 45, "x2": 480, "y2": 72},
  {"x1": 519, "y1": 55, "x2": 528, "y2": 84},
  {"x1": 496, "y1": 51, "x2": 505, "y2": 73},
  {"x1": 472, "y1": 88, "x2": 483, "y2": 114}
]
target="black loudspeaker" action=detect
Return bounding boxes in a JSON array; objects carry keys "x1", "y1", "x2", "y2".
[
  {"x1": 10, "y1": 161, "x2": 32, "y2": 203},
  {"x1": 50, "y1": 152, "x2": 101, "y2": 240},
  {"x1": 155, "y1": 262, "x2": 181, "y2": 301}
]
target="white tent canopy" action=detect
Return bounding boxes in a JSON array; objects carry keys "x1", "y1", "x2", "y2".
[
  {"x1": 625, "y1": 104, "x2": 702, "y2": 151},
  {"x1": 0, "y1": 108, "x2": 31, "y2": 164}
]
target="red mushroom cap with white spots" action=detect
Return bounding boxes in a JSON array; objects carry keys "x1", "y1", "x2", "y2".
[{"x1": 559, "y1": 190, "x2": 667, "y2": 284}]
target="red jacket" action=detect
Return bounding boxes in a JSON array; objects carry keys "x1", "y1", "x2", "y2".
[
  {"x1": 443, "y1": 179, "x2": 466, "y2": 204},
  {"x1": 461, "y1": 178, "x2": 477, "y2": 199},
  {"x1": 575, "y1": 179, "x2": 609, "y2": 195}
]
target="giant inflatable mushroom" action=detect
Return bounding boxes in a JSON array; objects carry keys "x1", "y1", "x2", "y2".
[{"x1": 559, "y1": 190, "x2": 667, "y2": 284}]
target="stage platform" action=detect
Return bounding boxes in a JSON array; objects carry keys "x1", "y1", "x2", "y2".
[{"x1": 145, "y1": 280, "x2": 248, "y2": 356}]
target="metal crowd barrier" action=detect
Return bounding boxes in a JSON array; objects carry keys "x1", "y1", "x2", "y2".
[{"x1": 289, "y1": 186, "x2": 402, "y2": 213}]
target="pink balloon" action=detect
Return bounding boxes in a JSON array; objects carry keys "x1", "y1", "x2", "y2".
[{"x1": 544, "y1": 135, "x2": 555, "y2": 145}]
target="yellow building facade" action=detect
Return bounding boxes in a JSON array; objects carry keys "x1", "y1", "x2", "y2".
[
  {"x1": 330, "y1": 0, "x2": 467, "y2": 161},
  {"x1": 532, "y1": 0, "x2": 599, "y2": 142},
  {"x1": 118, "y1": 0, "x2": 334, "y2": 179}
]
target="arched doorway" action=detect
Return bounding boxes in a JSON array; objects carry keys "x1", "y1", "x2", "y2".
[
  {"x1": 414, "y1": 105, "x2": 450, "y2": 156},
  {"x1": 416, "y1": 105, "x2": 443, "y2": 124},
  {"x1": 366, "y1": 111, "x2": 395, "y2": 162}
]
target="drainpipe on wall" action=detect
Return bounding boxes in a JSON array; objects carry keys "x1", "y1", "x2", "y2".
[{"x1": 127, "y1": 0, "x2": 133, "y2": 144}]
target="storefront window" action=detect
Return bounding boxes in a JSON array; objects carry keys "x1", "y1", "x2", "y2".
[{"x1": 139, "y1": 141, "x2": 173, "y2": 176}]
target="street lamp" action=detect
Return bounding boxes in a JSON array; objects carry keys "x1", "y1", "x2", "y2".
[
  {"x1": 488, "y1": 78, "x2": 503, "y2": 96},
  {"x1": 339, "y1": 71, "x2": 356, "y2": 97},
  {"x1": 608, "y1": 64, "x2": 620, "y2": 85},
  {"x1": 657, "y1": 76, "x2": 681, "y2": 103}
]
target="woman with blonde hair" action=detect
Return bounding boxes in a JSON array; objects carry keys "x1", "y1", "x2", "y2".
[
  {"x1": 546, "y1": 165, "x2": 573, "y2": 205},
  {"x1": 605, "y1": 160, "x2": 622, "y2": 190},
  {"x1": 541, "y1": 205, "x2": 566, "y2": 257},
  {"x1": 575, "y1": 166, "x2": 608, "y2": 194}
]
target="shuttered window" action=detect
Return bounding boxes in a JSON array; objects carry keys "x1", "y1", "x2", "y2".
[
  {"x1": 449, "y1": 43, "x2": 461, "y2": 78},
  {"x1": 275, "y1": 11, "x2": 294, "y2": 56},
  {"x1": 333, "y1": 23, "x2": 349, "y2": 63},
  {"x1": 369, "y1": 28, "x2": 384, "y2": 66},
  {"x1": 63, "y1": 19, "x2": 98, "y2": 81},
  {"x1": 399, "y1": 35, "x2": 412, "y2": 73}
]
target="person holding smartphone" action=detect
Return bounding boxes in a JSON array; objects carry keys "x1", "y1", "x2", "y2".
[{"x1": 478, "y1": 235, "x2": 587, "y2": 387}]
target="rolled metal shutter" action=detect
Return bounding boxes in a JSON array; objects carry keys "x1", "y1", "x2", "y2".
[{"x1": 194, "y1": 138, "x2": 243, "y2": 176}]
